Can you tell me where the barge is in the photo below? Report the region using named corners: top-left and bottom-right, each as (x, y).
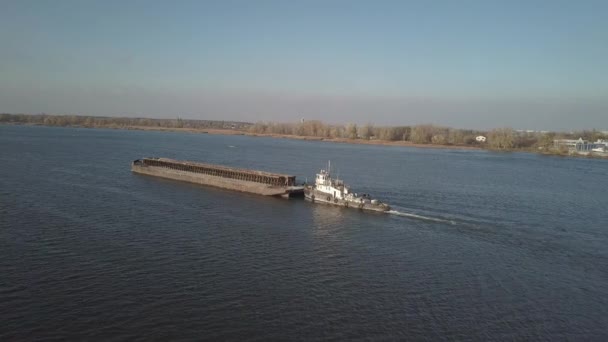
top-left (304, 162), bottom-right (390, 212)
top-left (131, 157), bottom-right (304, 198)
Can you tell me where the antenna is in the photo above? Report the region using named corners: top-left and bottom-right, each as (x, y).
top-left (328, 160), bottom-right (331, 175)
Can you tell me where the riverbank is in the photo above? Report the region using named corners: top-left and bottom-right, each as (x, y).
top-left (3, 122), bottom-right (607, 158)
top-left (113, 124), bottom-right (483, 151)
top-left (5, 114), bottom-right (607, 158)
top-left (2, 122), bottom-right (482, 151)
top-left (486, 146), bottom-right (608, 159)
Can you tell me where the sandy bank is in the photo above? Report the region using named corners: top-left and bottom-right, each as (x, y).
top-left (125, 125), bottom-right (481, 151)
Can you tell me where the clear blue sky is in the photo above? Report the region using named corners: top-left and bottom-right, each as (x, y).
top-left (1, 0), bottom-right (606, 130)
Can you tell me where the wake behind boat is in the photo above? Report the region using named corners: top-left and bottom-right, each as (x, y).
top-left (304, 162), bottom-right (391, 212)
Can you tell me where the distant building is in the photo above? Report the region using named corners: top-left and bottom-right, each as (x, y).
top-left (475, 135), bottom-right (487, 142)
top-left (553, 138), bottom-right (608, 152)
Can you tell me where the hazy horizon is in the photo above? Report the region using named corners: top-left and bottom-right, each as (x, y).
top-left (1, 1), bottom-right (607, 131)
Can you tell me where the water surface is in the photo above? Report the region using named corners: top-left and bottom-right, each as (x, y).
top-left (1, 125), bottom-right (607, 340)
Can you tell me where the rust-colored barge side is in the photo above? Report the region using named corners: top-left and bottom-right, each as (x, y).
top-left (131, 157), bottom-right (304, 197)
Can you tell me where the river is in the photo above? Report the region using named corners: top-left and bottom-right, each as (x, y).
top-left (1, 125), bottom-right (607, 340)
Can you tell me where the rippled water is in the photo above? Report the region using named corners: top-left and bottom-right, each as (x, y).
top-left (1, 125), bottom-right (607, 340)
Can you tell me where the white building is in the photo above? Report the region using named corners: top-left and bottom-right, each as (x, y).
top-left (476, 136), bottom-right (487, 142)
top-left (553, 138), bottom-right (608, 152)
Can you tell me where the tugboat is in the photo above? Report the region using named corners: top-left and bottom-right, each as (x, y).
top-left (304, 162), bottom-right (391, 212)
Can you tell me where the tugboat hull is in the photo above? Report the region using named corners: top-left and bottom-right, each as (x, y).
top-left (304, 187), bottom-right (390, 212)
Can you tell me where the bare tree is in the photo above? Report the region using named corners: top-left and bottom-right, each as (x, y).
top-left (346, 123), bottom-right (358, 139)
top-left (488, 128), bottom-right (515, 149)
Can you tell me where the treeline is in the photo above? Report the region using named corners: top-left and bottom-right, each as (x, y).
top-left (0, 113), bottom-right (251, 130)
top-left (248, 120), bottom-right (484, 145)
top-left (2, 113), bottom-right (606, 151)
top-left (248, 120), bottom-right (608, 150)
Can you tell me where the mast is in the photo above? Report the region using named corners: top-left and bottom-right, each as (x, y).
top-left (328, 160), bottom-right (331, 176)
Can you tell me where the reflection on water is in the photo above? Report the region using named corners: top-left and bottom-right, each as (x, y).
top-left (310, 204), bottom-right (350, 237)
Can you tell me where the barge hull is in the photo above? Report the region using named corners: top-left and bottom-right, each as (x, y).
top-left (132, 158), bottom-right (303, 197)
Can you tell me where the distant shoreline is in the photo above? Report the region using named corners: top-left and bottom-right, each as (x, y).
top-left (130, 125), bottom-right (483, 150)
top-left (0, 117), bottom-right (608, 159)
top-left (2, 122), bottom-right (481, 151)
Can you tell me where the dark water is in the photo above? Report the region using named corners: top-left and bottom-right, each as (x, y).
top-left (1, 125), bottom-right (607, 341)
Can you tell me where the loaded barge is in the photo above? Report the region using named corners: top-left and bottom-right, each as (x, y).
top-left (131, 157), bottom-right (304, 198)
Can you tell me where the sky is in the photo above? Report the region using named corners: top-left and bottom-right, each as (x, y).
top-left (1, 0), bottom-right (607, 130)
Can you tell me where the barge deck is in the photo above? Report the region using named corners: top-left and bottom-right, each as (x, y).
top-left (131, 157), bottom-right (304, 198)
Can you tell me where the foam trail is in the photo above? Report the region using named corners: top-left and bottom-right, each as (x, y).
top-left (387, 210), bottom-right (456, 225)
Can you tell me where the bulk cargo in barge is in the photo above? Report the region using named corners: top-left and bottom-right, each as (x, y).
top-left (131, 157), bottom-right (304, 198)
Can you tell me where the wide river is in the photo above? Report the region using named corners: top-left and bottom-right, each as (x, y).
top-left (1, 125), bottom-right (607, 340)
